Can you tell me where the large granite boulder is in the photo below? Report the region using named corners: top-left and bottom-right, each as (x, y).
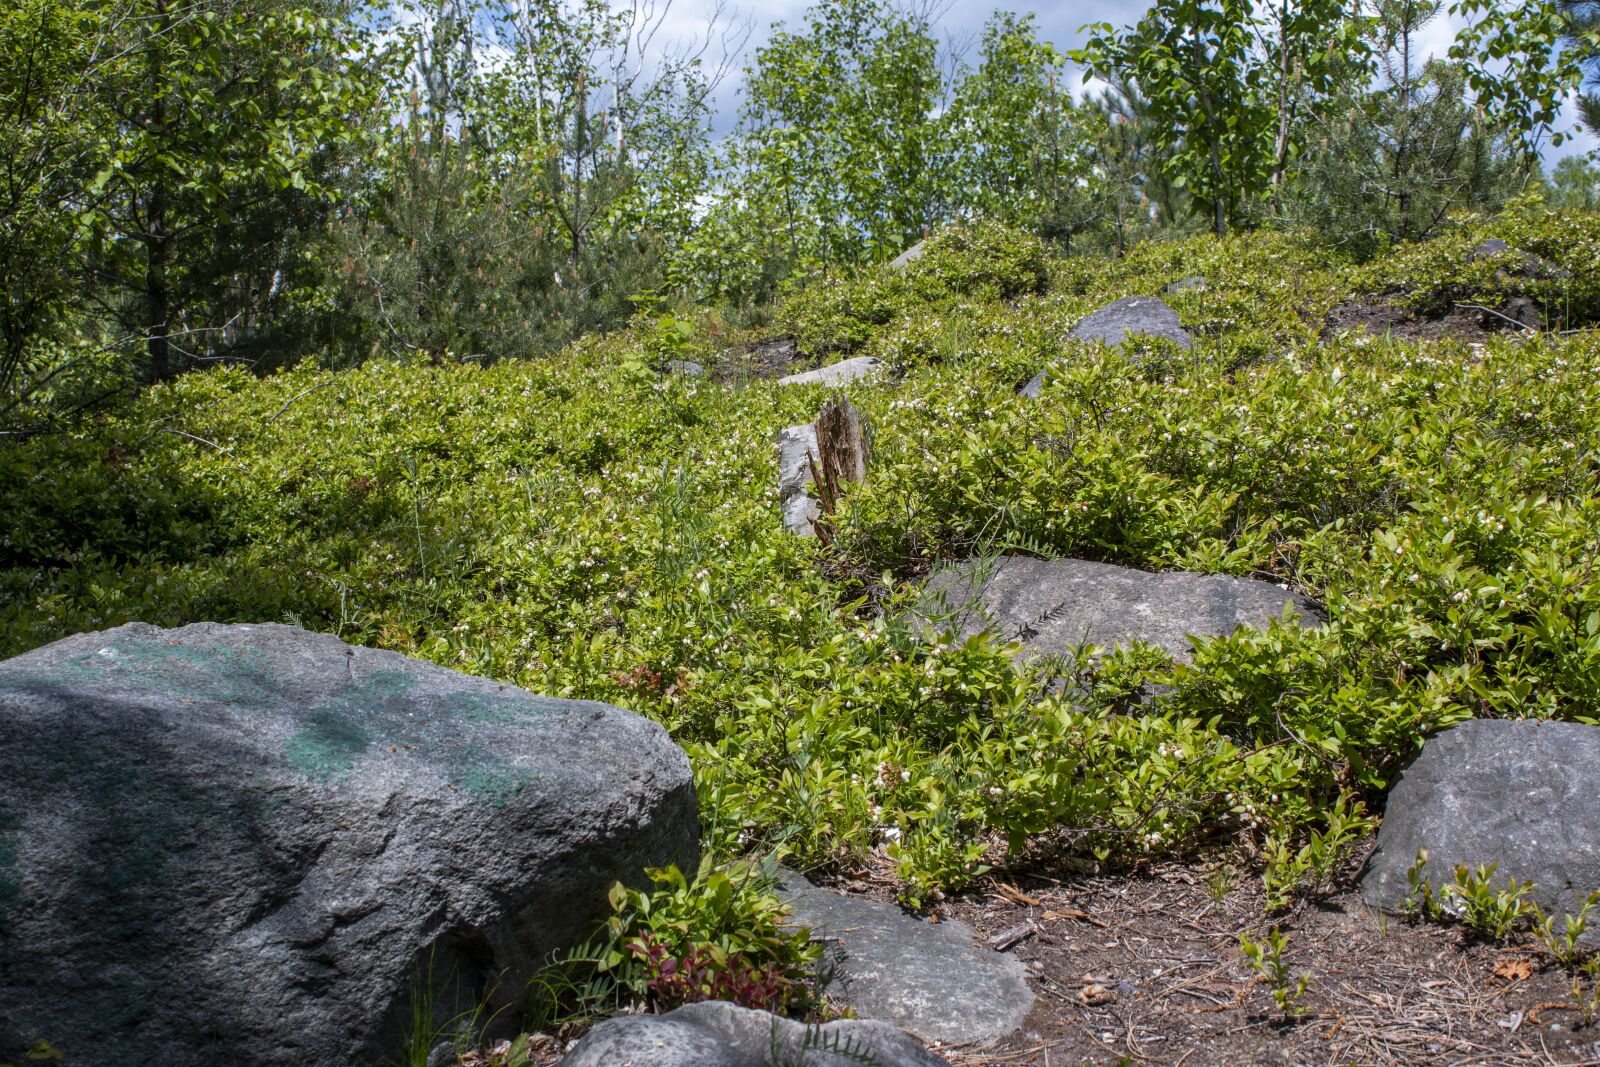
top-left (777, 874), bottom-right (1033, 1046)
top-left (1361, 719), bottom-right (1600, 939)
top-left (0, 622), bottom-right (699, 1067)
top-left (561, 1000), bottom-right (948, 1067)
top-left (777, 357), bottom-right (884, 388)
top-left (1022, 296), bottom-right (1193, 397)
top-left (919, 556), bottom-right (1319, 664)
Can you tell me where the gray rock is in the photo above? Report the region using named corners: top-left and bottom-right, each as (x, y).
top-left (918, 556), bottom-right (1319, 664)
top-left (1468, 238), bottom-right (1570, 280)
top-left (778, 357), bottom-right (884, 389)
top-left (562, 1001), bottom-right (948, 1067)
top-left (666, 359), bottom-right (707, 378)
top-left (888, 241), bottom-right (928, 270)
top-left (777, 424), bottom-right (822, 537)
top-left (1072, 296), bottom-right (1192, 350)
top-left (777, 873), bottom-right (1033, 1046)
top-left (1018, 371), bottom-right (1049, 399)
top-left (1470, 237), bottom-right (1513, 261)
top-left (1021, 297), bottom-right (1193, 396)
top-left (1164, 276), bottom-right (1207, 293)
top-left (1500, 296), bottom-right (1542, 329)
top-left (0, 622), bottom-right (699, 1067)
top-left (1361, 719), bottom-right (1600, 940)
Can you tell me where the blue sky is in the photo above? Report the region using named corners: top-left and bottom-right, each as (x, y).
top-left (659, 0), bottom-right (1597, 162)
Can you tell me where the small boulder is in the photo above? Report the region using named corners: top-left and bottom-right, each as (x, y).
top-left (888, 241), bottom-right (928, 270)
top-left (1021, 297), bottom-right (1192, 397)
top-left (0, 623), bottom-right (699, 1067)
top-left (1071, 296), bottom-right (1193, 350)
top-left (1469, 237), bottom-right (1514, 261)
top-left (1467, 238), bottom-right (1570, 280)
top-left (1500, 296), bottom-right (1542, 330)
top-left (560, 1000), bottom-right (948, 1067)
top-left (1361, 719), bottom-right (1600, 940)
top-left (777, 873), bottom-right (1034, 1046)
top-left (918, 556), bottom-right (1318, 664)
top-left (777, 356), bottom-right (885, 388)
top-left (777, 424), bottom-right (822, 536)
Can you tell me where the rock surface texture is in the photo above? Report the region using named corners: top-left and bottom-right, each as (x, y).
top-left (0, 622), bottom-right (699, 1067)
top-left (1361, 719), bottom-right (1600, 940)
top-left (777, 873), bottom-right (1034, 1046)
top-left (561, 1000), bottom-right (949, 1067)
top-left (777, 356), bottom-right (884, 388)
top-left (777, 423), bottom-right (822, 536)
top-left (919, 556), bottom-right (1318, 663)
top-left (1021, 296), bottom-right (1193, 396)
top-left (888, 240), bottom-right (927, 270)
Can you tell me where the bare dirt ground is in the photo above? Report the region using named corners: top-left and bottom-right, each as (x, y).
top-left (896, 857), bottom-right (1600, 1067)
top-left (1321, 299), bottom-right (1506, 343)
top-left (507, 851), bottom-right (1600, 1066)
top-left (1319, 297), bottom-right (1550, 343)
top-left (711, 336), bottom-right (808, 383)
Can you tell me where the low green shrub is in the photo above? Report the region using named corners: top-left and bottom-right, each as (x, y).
top-left (2, 203), bottom-right (1598, 920)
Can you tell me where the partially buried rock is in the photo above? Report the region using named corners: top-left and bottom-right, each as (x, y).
top-left (1361, 719), bottom-right (1600, 942)
top-left (1021, 296), bottom-right (1192, 397)
top-left (777, 872), bottom-right (1034, 1047)
top-left (561, 1001), bottom-right (949, 1067)
top-left (919, 556), bottom-right (1319, 664)
top-left (1468, 237), bottom-right (1570, 280)
top-left (888, 240), bottom-right (928, 270)
top-left (777, 356), bottom-right (884, 388)
top-left (0, 622), bottom-right (699, 1067)
top-left (1470, 237), bottom-right (1514, 261)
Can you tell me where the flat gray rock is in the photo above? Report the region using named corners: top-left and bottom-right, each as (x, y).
top-left (777, 357), bottom-right (884, 388)
top-left (1361, 719), bottom-right (1600, 940)
top-left (777, 424), bottom-right (822, 536)
top-left (777, 874), bottom-right (1033, 1047)
top-left (561, 1000), bottom-right (948, 1067)
top-left (0, 622), bottom-right (699, 1067)
top-left (1021, 297), bottom-right (1193, 397)
top-left (918, 556), bottom-right (1318, 664)
top-left (888, 241), bottom-right (928, 270)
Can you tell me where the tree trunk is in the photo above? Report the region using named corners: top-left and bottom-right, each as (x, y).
top-left (1270, 18), bottom-right (1292, 211)
top-left (1190, 25), bottom-right (1229, 235)
top-left (145, 1), bottom-right (172, 384)
top-left (814, 396), bottom-right (870, 496)
top-left (146, 187), bottom-right (170, 382)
